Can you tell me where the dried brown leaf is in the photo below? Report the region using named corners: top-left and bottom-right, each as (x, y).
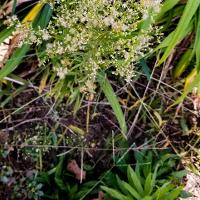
top-left (67, 160), bottom-right (86, 181)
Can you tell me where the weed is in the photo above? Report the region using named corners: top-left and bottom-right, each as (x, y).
top-left (101, 149), bottom-right (189, 200)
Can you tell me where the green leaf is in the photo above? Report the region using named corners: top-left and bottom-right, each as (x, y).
top-left (155, 20), bottom-right (193, 51)
top-left (168, 187), bottom-right (183, 200)
top-left (144, 173), bottom-right (152, 195)
top-left (151, 164), bottom-right (158, 193)
top-left (32, 3), bottom-right (53, 29)
top-left (193, 8), bottom-right (200, 72)
top-left (54, 156), bottom-right (66, 191)
top-left (116, 175), bottom-right (130, 196)
top-left (101, 186), bottom-right (131, 200)
top-left (12, 0), bottom-right (17, 15)
top-left (153, 182), bottom-right (174, 199)
top-left (158, 0), bottom-right (200, 65)
top-left (173, 47), bottom-right (193, 78)
top-left (179, 190), bottom-right (193, 198)
top-left (0, 27), bottom-right (15, 44)
top-left (97, 72), bottom-right (127, 138)
top-left (142, 196), bottom-right (152, 200)
top-left (172, 70), bottom-right (200, 105)
top-left (156, 0), bottom-right (180, 21)
top-left (127, 165), bottom-right (144, 196)
top-left (121, 181), bottom-right (142, 200)
top-left (0, 44), bottom-right (30, 79)
top-left (171, 170), bottom-right (188, 179)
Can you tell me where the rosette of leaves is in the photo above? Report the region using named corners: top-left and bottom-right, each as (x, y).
top-left (101, 150), bottom-right (190, 200)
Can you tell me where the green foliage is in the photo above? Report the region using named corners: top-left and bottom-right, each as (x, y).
top-left (97, 72), bottom-right (127, 137)
top-left (0, 43), bottom-right (30, 79)
top-left (0, 1), bottom-right (161, 135)
top-left (0, 2), bottom-right (52, 79)
top-left (0, 157), bottom-right (44, 200)
top-left (158, 0), bottom-right (200, 65)
top-left (101, 149), bottom-right (187, 200)
top-left (34, 0), bottom-right (160, 84)
top-left (36, 156), bottom-right (97, 200)
top-left (0, 1), bottom-right (161, 104)
top-left (156, 0), bottom-right (200, 101)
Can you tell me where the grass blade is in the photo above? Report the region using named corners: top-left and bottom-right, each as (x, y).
top-left (0, 27), bottom-right (15, 44)
top-left (158, 0), bottom-right (200, 65)
top-left (12, 0), bottom-right (17, 15)
top-left (0, 44), bottom-right (30, 79)
top-left (156, 0), bottom-right (180, 21)
top-left (173, 47), bottom-right (193, 78)
top-left (155, 20), bottom-right (193, 51)
top-left (97, 72), bottom-right (127, 138)
top-left (193, 9), bottom-right (200, 72)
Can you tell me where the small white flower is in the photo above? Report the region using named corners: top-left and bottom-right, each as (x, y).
top-left (42, 30), bottom-right (50, 40)
top-left (141, 0), bottom-right (162, 13)
top-left (143, 12), bottom-right (149, 20)
top-left (46, 43), bottom-right (53, 49)
top-left (56, 67), bottom-right (68, 79)
top-left (58, 16), bottom-right (68, 27)
top-left (103, 16), bottom-right (115, 26)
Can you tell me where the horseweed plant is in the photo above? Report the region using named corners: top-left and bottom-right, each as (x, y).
top-left (10, 0), bottom-right (162, 94)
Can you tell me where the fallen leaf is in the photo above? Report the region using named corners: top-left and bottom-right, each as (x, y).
top-left (67, 160), bottom-right (86, 181)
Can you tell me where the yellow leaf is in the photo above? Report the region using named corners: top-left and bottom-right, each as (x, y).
top-left (173, 48), bottom-right (193, 78)
top-left (22, 2), bottom-right (44, 23)
top-left (184, 68), bottom-right (197, 91)
top-left (39, 68), bottom-right (49, 94)
top-left (69, 125), bottom-right (85, 136)
top-left (153, 111), bottom-right (163, 128)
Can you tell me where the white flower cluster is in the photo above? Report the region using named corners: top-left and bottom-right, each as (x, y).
top-left (14, 0), bottom-right (162, 93)
top-left (141, 0), bottom-right (162, 13)
top-left (3, 15), bottom-right (19, 26)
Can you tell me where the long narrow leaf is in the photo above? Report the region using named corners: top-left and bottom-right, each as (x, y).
top-left (193, 9), bottom-right (200, 72)
top-left (32, 3), bottom-right (53, 28)
top-left (121, 181), bottom-right (142, 199)
top-left (22, 2), bottom-right (44, 23)
top-left (158, 0), bottom-right (200, 65)
top-left (156, 0), bottom-right (180, 21)
top-left (0, 44), bottom-right (30, 79)
top-left (173, 47), bottom-right (193, 78)
top-left (0, 27), bottom-right (15, 44)
top-left (97, 72), bottom-right (127, 138)
top-left (127, 165), bottom-right (144, 196)
top-left (144, 173), bottom-right (152, 195)
top-left (155, 20), bottom-right (193, 51)
top-left (101, 186), bottom-right (131, 200)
